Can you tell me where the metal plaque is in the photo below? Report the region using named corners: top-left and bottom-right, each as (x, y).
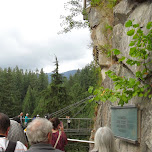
top-left (111, 105), bottom-right (140, 143)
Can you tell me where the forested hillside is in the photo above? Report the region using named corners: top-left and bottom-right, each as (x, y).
top-left (0, 66), bottom-right (48, 117)
top-left (0, 58), bottom-right (101, 118)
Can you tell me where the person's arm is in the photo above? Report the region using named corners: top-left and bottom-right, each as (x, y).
top-left (62, 132), bottom-right (68, 145)
top-left (59, 121), bottom-right (64, 131)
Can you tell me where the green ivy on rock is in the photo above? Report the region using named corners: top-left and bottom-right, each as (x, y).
top-left (89, 20), bottom-right (152, 106)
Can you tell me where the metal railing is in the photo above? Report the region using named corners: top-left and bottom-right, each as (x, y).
top-left (59, 118), bottom-right (93, 136)
top-left (68, 138), bottom-right (94, 144)
top-left (66, 138), bottom-right (95, 152)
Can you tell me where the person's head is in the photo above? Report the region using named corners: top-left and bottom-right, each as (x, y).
top-left (0, 113), bottom-right (10, 136)
top-left (93, 127), bottom-right (116, 152)
top-left (51, 117), bottom-right (60, 130)
top-left (26, 113), bottom-right (29, 116)
top-left (44, 114), bottom-right (50, 120)
top-left (8, 120), bottom-right (28, 146)
top-left (13, 116), bottom-right (21, 123)
top-left (20, 112), bottom-right (23, 116)
top-left (47, 114), bottom-right (52, 121)
top-left (26, 118), bottom-right (52, 145)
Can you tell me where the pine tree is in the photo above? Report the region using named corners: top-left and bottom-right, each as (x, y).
top-left (23, 85), bottom-right (37, 115)
top-left (38, 68), bottom-right (48, 92)
top-left (0, 68), bottom-right (17, 116)
top-left (33, 56), bottom-right (69, 116)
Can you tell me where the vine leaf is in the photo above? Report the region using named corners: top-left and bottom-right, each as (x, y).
top-left (133, 24), bottom-right (139, 28)
top-left (88, 86), bottom-right (93, 93)
top-left (125, 20), bottom-right (132, 27)
top-left (146, 22), bottom-right (152, 29)
top-left (133, 34), bottom-right (138, 39)
top-left (112, 49), bottom-right (120, 55)
top-left (118, 56), bottom-right (125, 62)
top-left (129, 41), bottom-right (135, 46)
top-left (127, 29), bottom-right (135, 36)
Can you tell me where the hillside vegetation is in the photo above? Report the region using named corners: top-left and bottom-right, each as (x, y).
top-left (0, 58), bottom-right (101, 118)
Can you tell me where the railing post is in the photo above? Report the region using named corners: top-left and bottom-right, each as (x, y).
top-left (78, 119), bottom-right (80, 130)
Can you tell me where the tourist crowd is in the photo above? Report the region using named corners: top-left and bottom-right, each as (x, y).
top-left (0, 112), bottom-right (117, 152)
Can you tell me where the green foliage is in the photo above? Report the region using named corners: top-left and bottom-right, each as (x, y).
top-left (59, 0), bottom-right (89, 34)
top-left (60, 0), bottom-right (119, 33)
top-left (106, 0), bottom-right (118, 8)
top-left (38, 68), bottom-right (49, 91)
top-left (91, 0), bottom-right (101, 7)
top-left (0, 58), bottom-right (101, 120)
top-left (0, 68), bottom-right (18, 116)
top-left (89, 21), bottom-right (152, 106)
top-left (113, 49), bottom-right (121, 55)
top-left (127, 29), bottom-right (135, 36)
top-left (105, 24), bottom-right (113, 30)
top-left (0, 66), bottom-right (48, 117)
top-left (23, 86), bottom-right (38, 115)
top-left (33, 57), bottom-right (69, 116)
top-left (64, 61), bottom-right (101, 118)
top-left (125, 20), bottom-right (132, 27)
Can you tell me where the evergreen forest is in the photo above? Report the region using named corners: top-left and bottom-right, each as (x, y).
top-left (0, 57), bottom-right (101, 119)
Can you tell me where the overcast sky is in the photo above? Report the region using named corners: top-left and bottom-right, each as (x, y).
top-left (0, 0), bottom-right (93, 73)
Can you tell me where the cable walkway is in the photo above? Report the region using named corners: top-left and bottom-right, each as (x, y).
top-left (47, 96), bottom-right (95, 136)
top-left (50, 95), bottom-right (94, 118)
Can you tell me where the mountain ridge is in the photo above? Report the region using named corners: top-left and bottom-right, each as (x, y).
top-left (47, 69), bottom-right (78, 83)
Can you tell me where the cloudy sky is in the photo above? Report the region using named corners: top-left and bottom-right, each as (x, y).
top-left (0, 0), bottom-right (93, 73)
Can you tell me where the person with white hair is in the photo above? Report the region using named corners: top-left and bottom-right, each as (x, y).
top-left (8, 120), bottom-right (28, 147)
top-left (26, 118), bottom-right (62, 152)
top-left (92, 126), bottom-right (117, 152)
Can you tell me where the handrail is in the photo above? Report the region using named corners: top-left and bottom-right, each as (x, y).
top-left (68, 138), bottom-right (94, 144)
top-left (10, 118), bottom-right (92, 120)
top-left (59, 118), bottom-right (92, 120)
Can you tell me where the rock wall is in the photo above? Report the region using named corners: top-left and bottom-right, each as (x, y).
top-left (88, 0), bottom-right (152, 151)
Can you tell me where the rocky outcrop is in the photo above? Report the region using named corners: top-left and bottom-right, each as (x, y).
top-left (114, 0), bottom-right (152, 75)
top-left (88, 0), bottom-right (152, 151)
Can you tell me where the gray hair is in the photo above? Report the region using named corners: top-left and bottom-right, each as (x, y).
top-left (26, 118), bottom-right (52, 145)
top-left (92, 127), bottom-right (117, 152)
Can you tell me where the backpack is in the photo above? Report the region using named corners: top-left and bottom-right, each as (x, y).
top-left (5, 141), bottom-right (16, 152)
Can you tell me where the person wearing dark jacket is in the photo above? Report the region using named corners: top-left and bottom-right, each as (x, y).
top-left (26, 118), bottom-right (62, 152)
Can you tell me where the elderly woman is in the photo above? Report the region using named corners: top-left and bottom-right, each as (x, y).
top-left (92, 127), bottom-right (117, 152)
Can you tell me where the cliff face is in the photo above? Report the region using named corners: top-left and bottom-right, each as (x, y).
top-left (88, 0), bottom-right (152, 151)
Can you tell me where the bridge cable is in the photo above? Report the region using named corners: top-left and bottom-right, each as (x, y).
top-left (72, 101), bottom-right (88, 118)
top-left (50, 100), bottom-right (86, 117)
top-left (50, 95), bottom-right (94, 117)
top-left (56, 100), bottom-right (88, 118)
top-left (51, 95), bottom-right (93, 116)
top-left (51, 100), bottom-right (87, 117)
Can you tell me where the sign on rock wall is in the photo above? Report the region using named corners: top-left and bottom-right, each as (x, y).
top-left (111, 105), bottom-right (140, 144)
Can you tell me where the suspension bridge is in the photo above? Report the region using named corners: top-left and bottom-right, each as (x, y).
top-left (20, 95), bottom-right (95, 151)
top-left (48, 95), bottom-right (94, 136)
top-left (49, 95), bottom-right (95, 152)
